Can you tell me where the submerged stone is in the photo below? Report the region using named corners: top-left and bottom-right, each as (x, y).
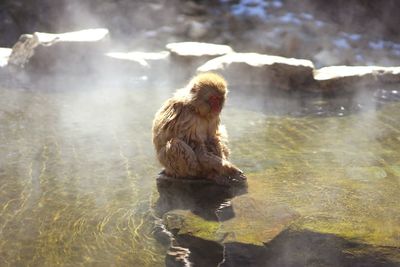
top-left (155, 173), bottom-right (248, 221)
top-left (161, 179), bottom-right (300, 246)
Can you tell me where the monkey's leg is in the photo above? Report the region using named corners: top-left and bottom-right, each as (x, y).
top-left (195, 144), bottom-right (237, 175)
top-left (195, 144), bottom-right (246, 184)
top-left (206, 138), bottom-right (230, 159)
top-left (158, 138), bottom-right (200, 178)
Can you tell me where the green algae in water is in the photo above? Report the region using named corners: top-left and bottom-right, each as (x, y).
top-left (1, 83), bottom-right (400, 266)
top-left (227, 103), bottom-right (400, 251)
top-left (0, 86), bottom-right (167, 267)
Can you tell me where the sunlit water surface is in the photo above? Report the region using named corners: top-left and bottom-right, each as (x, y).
top-left (0, 80), bottom-right (399, 266)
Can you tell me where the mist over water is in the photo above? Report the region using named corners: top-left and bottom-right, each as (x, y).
top-left (1, 74), bottom-right (400, 266)
top-left (1, 0), bottom-right (400, 266)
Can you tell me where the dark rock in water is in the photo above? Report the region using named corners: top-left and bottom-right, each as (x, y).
top-left (166, 235), bottom-right (223, 267)
top-left (161, 195), bottom-right (300, 246)
top-left (155, 172), bottom-right (247, 221)
top-left (157, 171), bottom-right (247, 187)
top-left (160, 194), bottom-right (302, 266)
top-left (220, 229), bottom-right (400, 267)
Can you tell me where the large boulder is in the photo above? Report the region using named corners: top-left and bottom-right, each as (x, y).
top-left (313, 65), bottom-right (400, 91)
top-left (8, 28), bottom-right (110, 75)
top-left (197, 52), bottom-right (315, 90)
top-left (166, 42), bottom-right (234, 83)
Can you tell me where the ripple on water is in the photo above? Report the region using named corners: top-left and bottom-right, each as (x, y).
top-left (0, 84), bottom-right (400, 266)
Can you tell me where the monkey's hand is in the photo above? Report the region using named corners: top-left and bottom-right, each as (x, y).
top-left (195, 143), bottom-right (231, 171)
top-left (224, 165), bottom-right (247, 182)
top-left (208, 170), bottom-right (247, 186)
top-left (195, 144), bottom-right (246, 185)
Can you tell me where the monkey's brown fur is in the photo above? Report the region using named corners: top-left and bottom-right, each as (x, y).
top-left (152, 72), bottom-right (246, 185)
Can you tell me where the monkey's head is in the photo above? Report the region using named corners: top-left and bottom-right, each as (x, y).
top-left (188, 72), bottom-right (227, 118)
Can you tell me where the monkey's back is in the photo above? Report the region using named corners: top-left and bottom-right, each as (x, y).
top-left (152, 97), bottom-right (188, 151)
top-left (152, 97), bottom-right (219, 153)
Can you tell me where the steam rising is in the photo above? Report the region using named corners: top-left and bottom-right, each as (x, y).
top-left (1, 1), bottom-right (400, 266)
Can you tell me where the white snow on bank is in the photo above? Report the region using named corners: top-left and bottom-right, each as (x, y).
top-left (0, 48), bottom-right (12, 67)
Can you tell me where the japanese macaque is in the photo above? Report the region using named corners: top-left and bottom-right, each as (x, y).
top-left (152, 72), bottom-right (246, 185)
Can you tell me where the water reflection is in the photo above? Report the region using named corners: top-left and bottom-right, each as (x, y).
top-left (0, 78), bottom-right (399, 266)
top-left (0, 83), bottom-right (166, 266)
top-left (155, 173), bottom-right (247, 221)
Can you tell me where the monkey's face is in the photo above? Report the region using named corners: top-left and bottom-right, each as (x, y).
top-left (199, 88), bottom-right (226, 118)
top-left (191, 88), bottom-right (225, 118)
top-left (208, 94), bottom-right (223, 114)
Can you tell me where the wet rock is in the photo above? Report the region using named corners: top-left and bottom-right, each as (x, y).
top-left (313, 65), bottom-right (400, 91)
top-left (221, 229), bottom-right (400, 267)
top-left (155, 173), bottom-right (247, 221)
top-left (8, 28), bottom-right (110, 75)
top-left (220, 195), bottom-right (300, 245)
top-left (8, 34), bottom-right (39, 68)
top-left (162, 195), bottom-right (299, 246)
top-left (166, 42), bottom-right (234, 83)
top-left (197, 52), bottom-right (315, 90)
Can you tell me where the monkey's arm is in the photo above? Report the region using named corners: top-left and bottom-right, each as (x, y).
top-left (206, 125), bottom-right (230, 159)
top-left (157, 138), bottom-right (200, 178)
top-left (206, 137), bottom-right (230, 159)
top-left (195, 144), bottom-right (246, 185)
top-left (195, 143), bottom-right (238, 175)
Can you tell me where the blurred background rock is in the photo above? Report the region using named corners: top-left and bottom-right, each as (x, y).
top-left (1, 0), bottom-right (400, 67)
